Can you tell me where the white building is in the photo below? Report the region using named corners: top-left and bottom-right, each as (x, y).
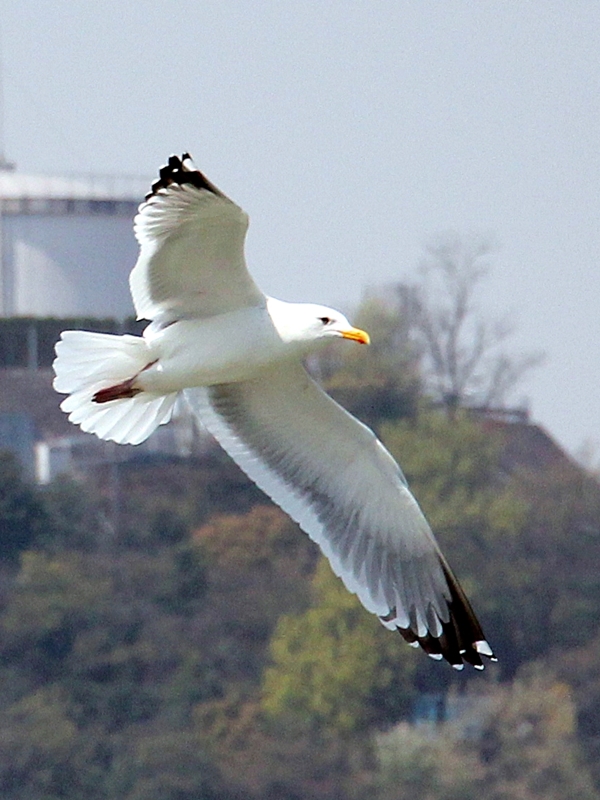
top-left (0, 163), bottom-right (149, 318)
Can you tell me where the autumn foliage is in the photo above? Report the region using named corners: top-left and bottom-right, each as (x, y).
top-left (0, 296), bottom-right (599, 798)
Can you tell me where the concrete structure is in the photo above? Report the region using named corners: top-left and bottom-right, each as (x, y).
top-left (0, 163), bottom-right (149, 318)
top-left (0, 368), bottom-right (207, 483)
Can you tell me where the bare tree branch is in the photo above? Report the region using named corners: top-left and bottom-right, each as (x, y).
top-left (401, 233), bottom-right (543, 409)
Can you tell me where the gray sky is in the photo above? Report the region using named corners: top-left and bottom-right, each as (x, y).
top-left (2, 1), bottom-right (599, 459)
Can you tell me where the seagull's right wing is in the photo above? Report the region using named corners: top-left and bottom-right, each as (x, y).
top-left (130, 154), bottom-right (264, 323)
top-left (184, 363), bottom-right (495, 669)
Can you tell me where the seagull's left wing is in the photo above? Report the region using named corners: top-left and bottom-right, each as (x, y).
top-left (184, 363), bottom-right (495, 669)
top-left (130, 154), bottom-right (264, 323)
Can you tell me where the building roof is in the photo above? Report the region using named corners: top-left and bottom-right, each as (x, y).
top-left (483, 418), bottom-right (572, 474)
top-left (0, 169), bottom-right (150, 202)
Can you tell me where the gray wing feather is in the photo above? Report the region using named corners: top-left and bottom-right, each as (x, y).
top-left (184, 362), bottom-right (494, 668)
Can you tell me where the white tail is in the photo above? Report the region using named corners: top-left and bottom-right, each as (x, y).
top-left (53, 331), bottom-right (177, 445)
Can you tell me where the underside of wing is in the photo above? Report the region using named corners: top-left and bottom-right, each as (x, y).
top-left (184, 364), bottom-right (495, 669)
top-left (130, 154), bottom-right (264, 322)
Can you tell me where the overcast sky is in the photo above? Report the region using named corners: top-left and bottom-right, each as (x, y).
top-left (2, 1), bottom-right (599, 459)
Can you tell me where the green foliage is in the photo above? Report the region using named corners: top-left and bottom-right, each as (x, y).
top-left (376, 723), bottom-right (484, 800)
top-left (2, 550), bottom-right (112, 649)
top-left (39, 474), bottom-right (104, 552)
top-left (152, 542), bottom-right (209, 615)
top-left (479, 668), bottom-right (600, 800)
top-left (0, 499), bottom-right (323, 797)
top-left (194, 506), bottom-right (316, 651)
top-left (512, 464), bottom-right (600, 654)
top-left (106, 731), bottom-right (225, 800)
top-left (379, 410), bottom-right (600, 679)
top-left (376, 669), bottom-right (600, 800)
top-left (380, 411), bottom-right (527, 680)
top-left (0, 547), bottom-right (226, 797)
top-left (101, 453), bottom-right (267, 552)
top-left (548, 627), bottom-right (600, 787)
top-left (195, 696), bottom-right (372, 800)
top-left (381, 410), bottom-right (525, 541)
top-left (262, 559), bottom-right (416, 735)
top-left (0, 685), bottom-right (100, 800)
top-left (0, 354), bottom-right (600, 797)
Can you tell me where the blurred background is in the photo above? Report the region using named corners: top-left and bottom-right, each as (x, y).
top-left (0, 3), bottom-right (599, 799)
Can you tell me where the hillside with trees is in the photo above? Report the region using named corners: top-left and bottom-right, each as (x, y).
top-left (0, 249), bottom-right (599, 799)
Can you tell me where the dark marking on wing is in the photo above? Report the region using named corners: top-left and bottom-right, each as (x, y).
top-left (146, 153), bottom-right (225, 200)
top-left (394, 562), bottom-right (496, 669)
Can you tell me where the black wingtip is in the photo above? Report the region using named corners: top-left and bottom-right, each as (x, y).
top-left (146, 153), bottom-right (224, 200)
top-left (393, 562), bottom-right (496, 670)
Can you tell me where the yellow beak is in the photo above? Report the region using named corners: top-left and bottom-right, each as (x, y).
top-left (340, 326), bottom-right (371, 345)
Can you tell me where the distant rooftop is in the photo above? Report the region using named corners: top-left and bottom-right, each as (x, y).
top-left (0, 166), bottom-right (151, 203)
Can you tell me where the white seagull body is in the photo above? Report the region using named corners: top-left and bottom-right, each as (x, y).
top-left (53, 154), bottom-right (495, 669)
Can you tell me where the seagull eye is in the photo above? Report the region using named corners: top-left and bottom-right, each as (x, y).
top-left (318, 316), bottom-right (332, 325)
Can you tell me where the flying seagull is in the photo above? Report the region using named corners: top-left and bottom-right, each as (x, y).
top-left (53, 153), bottom-right (495, 669)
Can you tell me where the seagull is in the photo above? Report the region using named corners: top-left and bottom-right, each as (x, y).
top-left (53, 153), bottom-right (495, 669)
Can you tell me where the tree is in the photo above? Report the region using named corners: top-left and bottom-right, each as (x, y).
top-left (478, 667), bottom-right (600, 800)
top-left (398, 233), bottom-right (542, 409)
top-left (194, 695), bottom-right (371, 800)
top-left (380, 409), bottom-right (600, 679)
top-left (193, 506), bottom-right (316, 630)
top-left (105, 730), bottom-right (225, 800)
top-left (375, 668), bottom-right (600, 800)
top-left (261, 558), bottom-right (416, 736)
top-left (552, 633), bottom-right (600, 790)
top-left (380, 409), bottom-right (528, 680)
top-left (375, 721), bottom-right (484, 800)
top-left (0, 685), bottom-right (102, 800)
top-left (39, 475), bottom-right (105, 553)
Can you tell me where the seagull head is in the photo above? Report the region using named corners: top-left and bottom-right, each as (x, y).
top-left (267, 298), bottom-right (370, 351)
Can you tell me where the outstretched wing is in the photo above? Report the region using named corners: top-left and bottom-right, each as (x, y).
top-left (184, 363), bottom-right (495, 669)
top-left (130, 153), bottom-right (264, 322)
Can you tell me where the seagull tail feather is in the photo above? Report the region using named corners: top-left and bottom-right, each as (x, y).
top-left (53, 330), bottom-right (177, 445)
